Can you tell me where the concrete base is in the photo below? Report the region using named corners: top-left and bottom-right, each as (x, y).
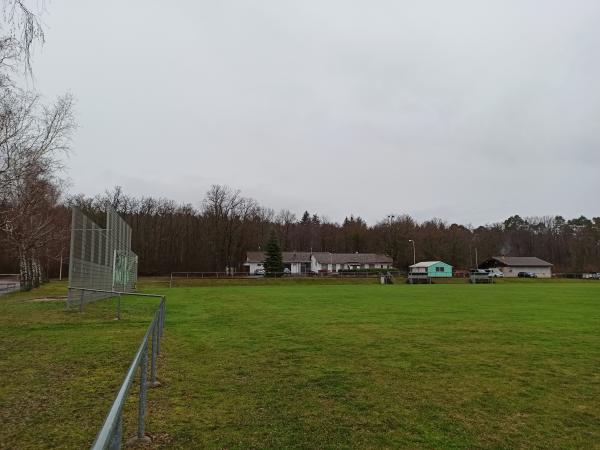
top-left (125, 435), bottom-right (151, 447)
top-left (147, 380), bottom-right (162, 388)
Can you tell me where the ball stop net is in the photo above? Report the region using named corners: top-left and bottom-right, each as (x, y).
top-left (67, 207), bottom-right (138, 307)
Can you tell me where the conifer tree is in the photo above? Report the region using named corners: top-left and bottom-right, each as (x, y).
top-left (264, 229), bottom-right (283, 276)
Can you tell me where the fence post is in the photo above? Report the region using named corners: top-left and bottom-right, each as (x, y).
top-left (169, 273), bottom-right (173, 288)
top-left (156, 302), bottom-right (163, 355)
top-left (127, 345), bottom-right (151, 445)
top-left (149, 317), bottom-right (160, 388)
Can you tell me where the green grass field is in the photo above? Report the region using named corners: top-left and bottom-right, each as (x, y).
top-left (1, 280), bottom-right (599, 449)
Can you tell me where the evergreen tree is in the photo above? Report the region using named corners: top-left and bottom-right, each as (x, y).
top-left (264, 229), bottom-right (283, 276)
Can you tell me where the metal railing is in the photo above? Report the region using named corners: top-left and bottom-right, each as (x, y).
top-left (67, 287), bottom-right (166, 449)
top-left (469, 274), bottom-right (494, 284)
top-left (0, 273), bottom-right (20, 279)
top-left (0, 274), bottom-right (20, 295)
top-left (169, 271), bottom-right (241, 286)
top-left (0, 282), bottom-right (19, 294)
top-left (554, 272), bottom-right (600, 279)
top-left (169, 270), bottom-right (403, 287)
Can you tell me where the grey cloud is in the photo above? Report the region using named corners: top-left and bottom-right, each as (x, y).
top-left (33, 0), bottom-right (600, 225)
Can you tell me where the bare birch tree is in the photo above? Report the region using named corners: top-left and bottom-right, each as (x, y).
top-left (0, 1), bottom-right (75, 289)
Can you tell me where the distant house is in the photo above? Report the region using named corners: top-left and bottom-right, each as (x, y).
top-left (409, 261), bottom-right (453, 278)
top-left (311, 252), bottom-right (393, 272)
top-left (479, 256), bottom-right (552, 278)
top-left (244, 251), bottom-right (393, 274)
top-left (245, 251), bottom-right (311, 275)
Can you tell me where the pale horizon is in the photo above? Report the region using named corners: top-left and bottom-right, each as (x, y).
top-left (31, 0), bottom-right (600, 225)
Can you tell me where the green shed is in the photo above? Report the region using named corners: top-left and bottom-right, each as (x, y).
top-left (409, 261), bottom-right (453, 278)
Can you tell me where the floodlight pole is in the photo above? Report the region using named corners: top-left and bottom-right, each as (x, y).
top-left (408, 240), bottom-right (416, 265)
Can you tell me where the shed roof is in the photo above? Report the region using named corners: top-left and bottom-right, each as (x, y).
top-left (485, 256), bottom-right (552, 267)
top-left (312, 252), bottom-right (393, 264)
top-left (246, 251), bottom-right (393, 265)
top-left (409, 261), bottom-right (452, 268)
top-left (246, 251), bottom-right (312, 263)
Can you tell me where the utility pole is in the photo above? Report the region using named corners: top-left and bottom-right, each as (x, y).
top-left (408, 239), bottom-right (416, 265)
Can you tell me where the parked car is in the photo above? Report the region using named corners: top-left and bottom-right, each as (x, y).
top-left (470, 269), bottom-right (489, 276)
top-left (254, 268), bottom-right (265, 276)
top-left (485, 269), bottom-right (504, 278)
top-left (518, 271), bottom-right (537, 278)
top-left (582, 273), bottom-right (600, 279)
top-left (283, 268), bottom-right (291, 275)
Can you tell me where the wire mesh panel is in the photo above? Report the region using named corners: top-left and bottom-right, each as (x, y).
top-left (67, 207), bottom-right (138, 307)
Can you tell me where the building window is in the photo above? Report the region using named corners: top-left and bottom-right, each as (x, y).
top-left (436, 266), bottom-right (444, 272)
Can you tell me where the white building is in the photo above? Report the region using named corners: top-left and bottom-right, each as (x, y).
top-left (245, 251), bottom-right (311, 274)
top-left (310, 252), bottom-right (393, 272)
top-left (479, 256), bottom-right (553, 278)
top-left (244, 251), bottom-right (393, 274)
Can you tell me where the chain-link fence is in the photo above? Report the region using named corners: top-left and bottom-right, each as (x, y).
top-left (67, 207), bottom-right (138, 307)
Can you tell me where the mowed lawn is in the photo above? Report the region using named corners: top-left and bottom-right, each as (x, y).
top-left (1, 281), bottom-right (599, 449)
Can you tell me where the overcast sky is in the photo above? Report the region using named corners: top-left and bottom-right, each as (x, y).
top-left (32, 0), bottom-right (600, 225)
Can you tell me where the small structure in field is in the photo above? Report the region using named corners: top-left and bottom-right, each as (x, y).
top-left (408, 261), bottom-right (453, 283)
top-left (478, 256), bottom-right (552, 278)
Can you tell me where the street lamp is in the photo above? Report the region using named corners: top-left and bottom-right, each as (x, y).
top-left (408, 239), bottom-right (416, 265)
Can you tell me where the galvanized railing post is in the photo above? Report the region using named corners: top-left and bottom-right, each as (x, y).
top-left (158, 302), bottom-right (162, 340)
top-left (156, 308), bottom-right (162, 356)
top-left (161, 297), bottom-right (166, 333)
top-left (125, 342), bottom-right (151, 446)
top-left (149, 316), bottom-right (160, 388)
top-left (137, 346), bottom-right (149, 440)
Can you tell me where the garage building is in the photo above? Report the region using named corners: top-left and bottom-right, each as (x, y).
top-left (479, 256), bottom-right (552, 278)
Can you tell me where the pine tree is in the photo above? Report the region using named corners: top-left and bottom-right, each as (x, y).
top-left (264, 229), bottom-right (283, 276)
top-left (300, 211), bottom-right (311, 224)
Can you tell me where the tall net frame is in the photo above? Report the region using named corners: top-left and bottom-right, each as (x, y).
top-left (67, 207), bottom-right (138, 306)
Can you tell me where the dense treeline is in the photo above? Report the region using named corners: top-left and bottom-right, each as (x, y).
top-left (2, 185), bottom-right (598, 278)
